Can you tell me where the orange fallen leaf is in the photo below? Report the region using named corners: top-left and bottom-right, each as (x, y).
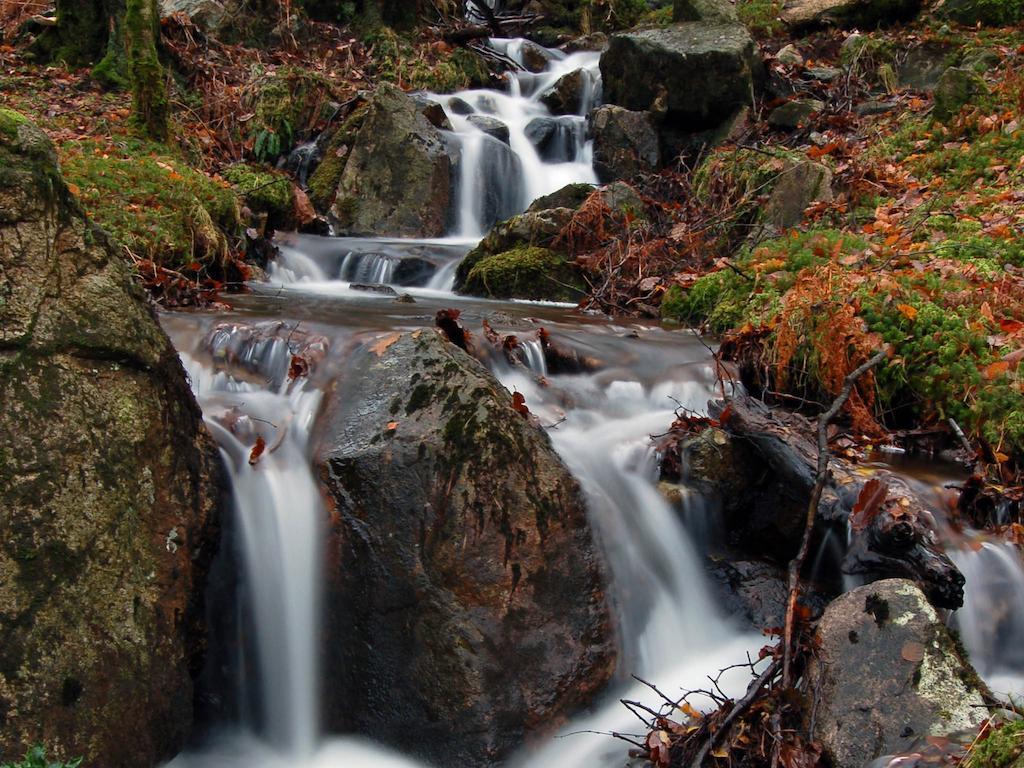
top-left (897, 304), bottom-right (918, 321)
top-left (984, 360), bottom-right (1010, 379)
top-left (249, 435), bottom-right (266, 466)
top-left (901, 641), bottom-right (925, 663)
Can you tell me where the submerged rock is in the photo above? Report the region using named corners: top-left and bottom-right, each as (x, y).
top-left (0, 111), bottom-right (223, 766)
top-left (809, 580), bottom-right (988, 768)
top-left (600, 23), bottom-right (761, 132)
top-left (330, 84), bottom-right (453, 237)
top-left (318, 330), bottom-right (615, 767)
top-left (590, 105), bottom-right (660, 182)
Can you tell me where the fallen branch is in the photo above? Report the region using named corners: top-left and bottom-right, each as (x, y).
top-left (781, 344), bottom-right (891, 689)
top-left (689, 657), bottom-right (782, 768)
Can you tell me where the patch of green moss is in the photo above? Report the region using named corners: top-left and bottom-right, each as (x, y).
top-left (223, 164), bottom-right (293, 224)
top-left (462, 246), bottom-right (584, 302)
top-left (0, 107), bottom-right (30, 140)
top-left (964, 719), bottom-right (1024, 768)
top-left (248, 66), bottom-right (336, 162)
top-left (364, 28), bottom-right (490, 93)
top-left (60, 137), bottom-right (240, 269)
top-left (306, 104), bottom-right (368, 212)
top-left (737, 0), bottom-right (785, 37)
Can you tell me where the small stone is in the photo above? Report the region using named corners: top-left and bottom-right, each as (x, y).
top-left (809, 131), bottom-right (829, 145)
top-left (777, 44), bottom-right (804, 66)
top-left (467, 114), bottom-right (511, 145)
top-left (767, 98), bottom-right (824, 129)
top-left (855, 99), bottom-right (895, 116)
top-left (805, 65), bottom-right (842, 82)
top-left (448, 96), bottom-right (474, 115)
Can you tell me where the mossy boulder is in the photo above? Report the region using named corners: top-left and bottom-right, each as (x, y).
top-left (934, 66), bottom-right (988, 122)
top-left (318, 329), bottom-right (615, 766)
top-left (937, 0), bottom-right (1024, 25)
top-left (461, 245), bottom-right (585, 303)
top-left (673, 0), bottom-right (740, 22)
top-left (246, 66), bottom-right (338, 162)
top-left (808, 580), bottom-right (988, 768)
top-left (600, 23), bottom-right (761, 132)
top-left (453, 207), bottom-right (577, 293)
top-left (330, 84), bottom-right (454, 237)
top-left (0, 113), bottom-right (223, 767)
top-left (306, 102), bottom-right (369, 213)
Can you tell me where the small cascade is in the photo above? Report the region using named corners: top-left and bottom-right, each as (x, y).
top-left (169, 321), bottom-right (326, 756)
top-left (950, 538), bottom-right (1024, 697)
top-left (338, 251), bottom-right (397, 284)
top-left (433, 41), bottom-right (600, 238)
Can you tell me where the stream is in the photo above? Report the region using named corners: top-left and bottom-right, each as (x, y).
top-left (162, 34), bottom-right (1024, 768)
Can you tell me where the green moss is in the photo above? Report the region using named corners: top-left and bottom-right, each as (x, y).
top-left (223, 164), bottom-right (293, 223)
top-left (248, 66), bottom-right (336, 162)
top-left (839, 35), bottom-right (898, 84)
top-left (462, 246), bottom-right (584, 303)
top-left (306, 104), bottom-right (369, 212)
top-left (60, 138), bottom-right (240, 269)
top-left (0, 108), bottom-right (29, 140)
top-left (737, 0), bottom-right (785, 36)
top-left (1, 744), bottom-right (82, 768)
top-left (364, 28), bottom-right (490, 93)
top-left (964, 719), bottom-right (1024, 768)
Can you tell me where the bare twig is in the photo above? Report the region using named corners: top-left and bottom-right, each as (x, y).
top-left (689, 658), bottom-right (782, 768)
top-left (781, 344), bottom-right (891, 688)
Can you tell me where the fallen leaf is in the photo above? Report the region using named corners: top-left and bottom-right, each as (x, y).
top-left (896, 304), bottom-right (918, 321)
top-left (901, 641), bottom-right (925, 663)
top-left (249, 435), bottom-right (266, 466)
top-left (850, 478), bottom-right (889, 532)
top-left (984, 360), bottom-right (1010, 379)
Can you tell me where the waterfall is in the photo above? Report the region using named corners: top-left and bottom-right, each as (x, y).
top-left (431, 43), bottom-right (600, 238)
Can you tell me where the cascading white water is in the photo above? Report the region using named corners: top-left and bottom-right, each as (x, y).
top-left (168, 323), bottom-right (324, 757)
top-left (432, 43), bottom-right (600, 238)
top-left (951, 538), bottom-right (1024, 698)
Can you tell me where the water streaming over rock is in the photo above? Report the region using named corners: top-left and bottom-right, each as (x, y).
top-left (160, 30), bottom-right (1024, 768)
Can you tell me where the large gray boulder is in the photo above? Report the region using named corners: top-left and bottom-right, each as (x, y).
top-left (600, 23), bottom-right (760, 132)
top-left (318, 330), bottom-right (616, 767)
top-left (808, 580), bottom-right (988, 768)
top-left (331, 84), bottom-right (454, 237)
top-left (0, 110), bottom-right (223, 766)
top-left (590, 105), bottom-right (660, 182)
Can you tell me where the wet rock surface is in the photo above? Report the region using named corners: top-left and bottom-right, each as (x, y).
top-left (0, 112), bottom-right (223, 767)
top-left (330, 84), bottom-right (453, 237)
top-left (808, 579), bottom-right (988, 768)
top-left (590, 105), bottom-right (660, 182)
top-left (317, 330), bottom-right (616, 767)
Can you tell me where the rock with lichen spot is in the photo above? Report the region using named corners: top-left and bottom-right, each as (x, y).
top-left (808, 579), bottom-right (989, 768)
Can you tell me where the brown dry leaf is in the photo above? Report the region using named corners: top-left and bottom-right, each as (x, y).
top-left (896, 304), bottom-right (918, 320)
top-left (850, 478), bottom-right (889, 532)
top-left (370, 333), bottom-right (402, 357)
top-left (901, 641), bottom-right (925, 663)
top-left (984, 360), bottom-right (1010, 380)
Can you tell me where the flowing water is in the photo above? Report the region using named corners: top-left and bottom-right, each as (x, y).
top-left (162, 33), bottom-right (1024, 768)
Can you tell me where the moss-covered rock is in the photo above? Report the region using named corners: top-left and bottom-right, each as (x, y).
top-left (246, 65), bottom-right (338, 162)
top-left (306, 103), bottom-right (369, 213)
top-left (937, 0), bottom-right (1024, 25)
top-left (319, 330), bottom-right (615, 766)
top-left (331, 84), bottom-right (453, 237)
top-left (934, 66), bottom-right (988, 122)
top-left (364, 27), bottom-right (491, 92)
top-left (223, 163), bottom-right (294, 227)
top-left (461, 245), bottom-right (585, 302)
top-left (963, 719), bottom-right (1024, 768)
top-left (0, 112), bottom-right (223, 768)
